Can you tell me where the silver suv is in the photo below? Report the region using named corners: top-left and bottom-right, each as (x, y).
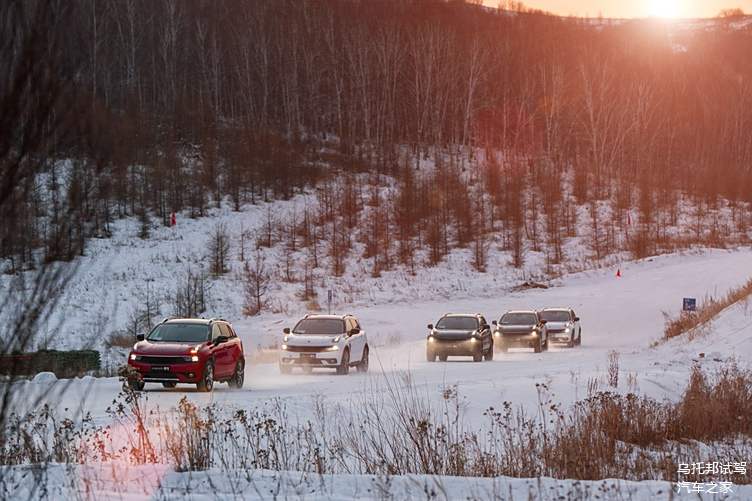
top-left (492, 310), bottom-right (549, 353)
top-left (539, 308), bottom-right (581, 347)
top-left (279, 314), bottom-right (369, 375)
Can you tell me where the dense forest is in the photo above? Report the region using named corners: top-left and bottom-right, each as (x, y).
top-left (2, 0), bottom-right (752, 277)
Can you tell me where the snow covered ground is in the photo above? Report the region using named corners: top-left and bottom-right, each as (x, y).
top-left (3, 245), bottom-right (752, 498)
top-left (6, 463), bottom-right (752, 500)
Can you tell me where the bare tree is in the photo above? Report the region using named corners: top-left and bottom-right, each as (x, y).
top-left (208, 222), bottom-right (231, 276)
top-left (242, 249), bottom-right (270, 316)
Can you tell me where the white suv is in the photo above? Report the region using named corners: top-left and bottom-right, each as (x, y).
top-left (279, 314), bottom-right (369, 375)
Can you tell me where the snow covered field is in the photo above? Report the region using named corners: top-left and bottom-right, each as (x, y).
top-left (3, 246), bottom-right (752, 499)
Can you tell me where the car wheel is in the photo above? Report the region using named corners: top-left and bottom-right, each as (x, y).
top-left (473, 350), bottom-right (482, 362)
top-left (438, 353), bottom-right (448, 362)
top-left (534, 338), bottom-right (542, 353)
top-left (577, 330), bottom-right (582, 346)
top-left (161, 381), bottom-right (177, 389)
top-left (427, 349), bottom-right (436, 362)
top-left (228, 360), bottom-right (245, 389)
top-left (279, 364), bottom-right (292, 375)
top-left (197, 361), bottom-right (214, 392)
top-left (357, 346), bottom-right (369, 373)
top-left (336, 349), bottom-right (350, 375)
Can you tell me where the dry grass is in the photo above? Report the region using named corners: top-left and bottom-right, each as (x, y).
top-left (2, 364), bottom-right (752, 486)
top-left (664, 277), bottom-right (752, 339)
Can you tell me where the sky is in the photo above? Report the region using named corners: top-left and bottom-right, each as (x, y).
top-left (488, 0), bottom-right (752, 19)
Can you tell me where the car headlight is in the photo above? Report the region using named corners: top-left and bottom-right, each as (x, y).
top-left (494, 331), bottom-right (500, 336)
top-left (190, 355), bottom-right (199, 362)
top-left (325, 345), bottom-right (339, 351)
top-left (531, 330), bottom-right (539, 337)
top-left (428, 336), bottom-right (435, 342)
top-left (283, 335), bottom-right (289, 343)
top-left (333, 336), bottom-right (341, 343)
top-left (281, 344), bottom-right (289, 351)
top-left (470, 337), bottom-right (478, 343)
top-left (130, 354), bottom-right (138, 361)
top-left (564, 327), bottom-right (571, 334)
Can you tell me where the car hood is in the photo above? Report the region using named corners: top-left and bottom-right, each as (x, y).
top-left (286, 335), bottom-right (340, 347)
top-left (134, 341), bottom-right (205, 355)
top-left (498, 324), bottom-right (536, 335)
top-left (431, 329), bottom-right (474, 340)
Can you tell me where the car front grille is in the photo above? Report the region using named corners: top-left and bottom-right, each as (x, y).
top-left (285, 345), bottom-right (330, 353)
top-left (548, 329), bottom-right (566, 334)
top-left (140, 355), bottom-right (189, 365)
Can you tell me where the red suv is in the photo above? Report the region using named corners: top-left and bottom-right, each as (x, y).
top-left (127, 318), bottom-right (245, 392)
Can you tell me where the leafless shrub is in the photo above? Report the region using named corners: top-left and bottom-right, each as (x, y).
top-left (242, 249), bottom-right (270, 316)
top-left (607, 350), bottom-right (619, 388)
top-left (208, 222), bottom-right (231, 276)
top-left (664, 277), bottom-right (752, 339)
top-left (162, 397), bottom-right (213, 471)
top-left (173, 267), bottom-right (210, 318)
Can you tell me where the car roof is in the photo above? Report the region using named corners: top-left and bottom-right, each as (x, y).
top-left (304, 314), bottom-right (350, 320)
top-left (503, 310), bottom-right (538, 315)
top-left (163, 318), bottom-right (228, 325)
top-left (540, 308), bottom-right (570, 311)
top-left (441, 313), bottom-right (481, 318)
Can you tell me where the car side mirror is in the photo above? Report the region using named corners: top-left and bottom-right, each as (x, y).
top-left (574, 317), bottom-right (580, 322)
top-left (492, 320), bottom-right (497, 326)
top-left (540, 319), bottom-right (547, 325)
top-left (349, 328), bottom-right (360, 336)
top-left (283, 327), bottom-right (291, 334)
top-left (482, 324), bottom-right (489, 330)
top-left (427, 324), bottom-right (433, 330)
top-left (213, 335), bottom-right (228, 345)
top-left (136, 334), bottom-right (145, 341)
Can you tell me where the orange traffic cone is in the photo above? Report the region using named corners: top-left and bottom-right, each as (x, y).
top-left (616, 268), bottom-right (621, 278)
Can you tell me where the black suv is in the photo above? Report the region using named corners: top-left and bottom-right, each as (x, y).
top-left (426, 313), bottom-right (493, 362)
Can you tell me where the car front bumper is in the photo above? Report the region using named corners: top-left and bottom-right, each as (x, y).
top-left (128, 360), bottom-right (203, 383)
top-left (279, 350), bottom-right (341, 367)
top-left (428, 338), bottom-right (482, 356)
top-left (495, 332), bottom-right (540, 348)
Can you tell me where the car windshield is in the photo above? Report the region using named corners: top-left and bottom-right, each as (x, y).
top-left (500, 313), bottom-right (538, 325)
top-left (540, 310), bottom-right (571, 322)
top-left (435, 316), bottom-right (478, 330)
top-left (293, 318), bottom-right (345, 335)
top-left (146, 323), bottom-right (209, 343)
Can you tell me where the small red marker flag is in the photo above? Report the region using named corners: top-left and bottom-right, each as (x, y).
top-left (170, 212), bottom-right (176, 227)
top-left (616, 268), bottom-right (621, 278)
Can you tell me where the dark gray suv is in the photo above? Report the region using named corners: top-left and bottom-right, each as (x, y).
top-left (426, 313), bottom-right (493, 362)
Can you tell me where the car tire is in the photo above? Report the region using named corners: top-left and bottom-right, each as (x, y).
top-left (427, 350), bottom-right (436, 362)
top-left (577, 330), bottom-right (582, 346)
top-left (197, 360), bottom-right (214, 392)
top-left (438, 353), bottom-right (448, 362)
top-left (544, 337), bottom-right (549, 351)
top-left (534, 338), bottom-right (542, 353)
top-left (473, 350), bottom-right (482, 362)
top-left (357, 346), bottom-right (369, 373)
top-left (484, 343), bottom-right (494, 361)
top-left (336, 349), bottom-right (350, 375)
top-left (279, 364), bottom-right (292, 375)
top-left (228, 360), bottom-right (245, 389)
top-left (161, 381), bottom-right (177, 389)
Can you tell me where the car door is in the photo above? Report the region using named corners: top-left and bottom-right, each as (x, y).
top-left (210, 323), bottom-right (231, 377)
top-left (347, 318), bottom-right (366, 363)
top-left (571, 309), bottom-right (581, 339)
top-left (479, 316), bottom-right (491, 352)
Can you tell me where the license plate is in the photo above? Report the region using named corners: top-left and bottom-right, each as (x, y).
top-left (302, 354), bottom-right (316, 359)
top-left (152, 366), bottom-right (170, 372)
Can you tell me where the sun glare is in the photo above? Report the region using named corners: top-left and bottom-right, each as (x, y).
top-left (647, 0), bottom-right (681, 18)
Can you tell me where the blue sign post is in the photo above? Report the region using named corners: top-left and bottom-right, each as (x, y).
top-left (683, 298), bottom-right (697, 312)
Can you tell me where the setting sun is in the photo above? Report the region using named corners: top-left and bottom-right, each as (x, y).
top-left (648, 0), bottom-right (681, 17)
